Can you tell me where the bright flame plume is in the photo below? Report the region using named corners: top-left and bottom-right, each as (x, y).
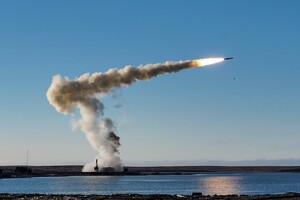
top-left (191, 57), bottom-right (225, 67)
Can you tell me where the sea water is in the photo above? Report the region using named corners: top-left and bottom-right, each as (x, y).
top-left (1, 173), bottom-right (300, 195)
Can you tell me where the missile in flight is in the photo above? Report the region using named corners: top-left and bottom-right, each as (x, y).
top-left (224, 57), bottom-right (234, 60)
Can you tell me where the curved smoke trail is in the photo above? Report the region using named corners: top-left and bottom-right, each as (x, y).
top-left (46, 57), bottom-right (224, 172)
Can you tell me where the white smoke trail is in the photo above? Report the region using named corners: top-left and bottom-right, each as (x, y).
top-left (46, 57), bottom-right (224, 172)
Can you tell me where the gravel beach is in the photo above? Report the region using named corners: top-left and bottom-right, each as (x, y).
top-left (1, 193), bottom-right (300, 200)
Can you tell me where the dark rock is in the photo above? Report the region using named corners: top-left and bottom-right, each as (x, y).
top-left (192, 192), bottom-right (202, 196)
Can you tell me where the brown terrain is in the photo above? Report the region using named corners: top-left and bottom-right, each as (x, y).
top-left (1, 165), bottom-right (300, 179)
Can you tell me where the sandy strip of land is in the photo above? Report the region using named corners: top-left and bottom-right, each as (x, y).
top-left (1, 165), bottom-right (300, 179)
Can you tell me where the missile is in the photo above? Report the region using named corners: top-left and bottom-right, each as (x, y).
top-left (224, 57), bottom-right (234, 60)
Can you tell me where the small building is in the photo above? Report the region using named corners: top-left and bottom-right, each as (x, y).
top-left (15, 166), bottom-right (32, 174)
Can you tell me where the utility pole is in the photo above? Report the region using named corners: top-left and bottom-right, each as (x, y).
top-left (26, 150), bottom-right (29, 167)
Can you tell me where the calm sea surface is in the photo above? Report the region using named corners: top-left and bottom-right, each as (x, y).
top-left (1, 173), bottom-right (300, 195)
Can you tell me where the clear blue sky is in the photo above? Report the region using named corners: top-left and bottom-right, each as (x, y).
top-left (1, 0), bottom-right (300, 166)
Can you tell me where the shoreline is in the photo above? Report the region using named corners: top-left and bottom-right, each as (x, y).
top-left (1, 193), bottom-right (300, 200)
top-left (1, 165), bottom-right (300, 179)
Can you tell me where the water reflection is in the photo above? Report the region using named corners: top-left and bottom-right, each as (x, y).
top-left (201, 175), bottom-right (242, 195)
top-left (1, 173), bottom-right (300, 195)
top-left (46, 176), bottom-right (123, 194)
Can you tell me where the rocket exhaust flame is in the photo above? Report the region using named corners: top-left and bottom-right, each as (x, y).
top-left (192, 58), bottom-right (224, 66)
top-left (46, 57), bottom-right (225, 172)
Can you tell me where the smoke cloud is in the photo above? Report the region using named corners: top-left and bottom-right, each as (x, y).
top-left (46, 58), bottom-right (224, 172)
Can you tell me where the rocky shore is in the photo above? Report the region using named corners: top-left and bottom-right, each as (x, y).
top-left (0, 193), bottom-right (300, 200)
